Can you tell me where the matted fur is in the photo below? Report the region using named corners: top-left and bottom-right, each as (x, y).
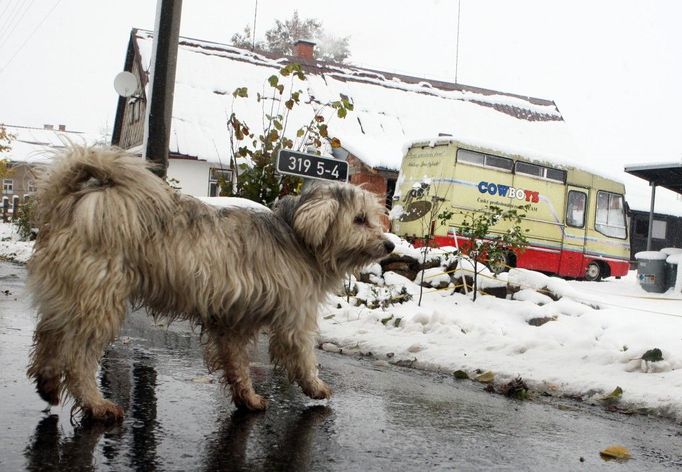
top-left (27, 146), bottom-right (394, 421)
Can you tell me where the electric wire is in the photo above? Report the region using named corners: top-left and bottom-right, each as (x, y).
top-left (0, 0), bottom-right (62, 77)
top-left (0, 0), bottom-right (37, 51)
top-left (0, 0), bottom-right (26, 41)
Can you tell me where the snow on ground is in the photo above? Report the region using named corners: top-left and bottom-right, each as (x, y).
top-left (3, 221), bottom-right (682, 421)
top-left (0, 222), bottom-right (33, 264)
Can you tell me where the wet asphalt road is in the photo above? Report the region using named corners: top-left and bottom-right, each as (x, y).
top-left (2, 261), bottom-right (682, 471)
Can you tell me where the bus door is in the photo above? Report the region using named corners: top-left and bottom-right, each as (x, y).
top-left (559, 186), bottom-right (589, 277)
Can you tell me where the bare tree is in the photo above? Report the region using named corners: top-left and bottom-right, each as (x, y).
top-left (231, 11), bottom-right (351, 62)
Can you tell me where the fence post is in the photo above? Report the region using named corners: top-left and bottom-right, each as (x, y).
top-left (2, 197), bottom-right (8, 223)
top-left (11, 196), bottom-right (19, 221)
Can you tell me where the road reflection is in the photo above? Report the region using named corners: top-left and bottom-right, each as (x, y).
top-left (24, 414), bottom-right (119, 472)
top-left (203, 405), bottom-right (333, 471)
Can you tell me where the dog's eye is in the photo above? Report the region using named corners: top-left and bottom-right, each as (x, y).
top-left (353, 214), bottom-right (367, 225)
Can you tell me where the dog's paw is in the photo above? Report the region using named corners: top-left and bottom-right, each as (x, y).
top-left (36, 373), bottom-right (61, 406)
top-left (83, 400), bottom-right (125, 423)
top-left (302, 380), bottom-right (332, 400)
top-left (234, 393), bottom-right (268, 412)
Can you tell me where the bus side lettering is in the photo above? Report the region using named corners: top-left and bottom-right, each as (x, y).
top-left (477, 181), bottom-right (540, 203)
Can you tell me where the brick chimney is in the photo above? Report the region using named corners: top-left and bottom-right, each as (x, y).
top-left (43, 124), bottom-right (53, 130)
top-left (293, 39), bottom-right (316, 61)
top-left (58, 124), bottom-right (66, 131)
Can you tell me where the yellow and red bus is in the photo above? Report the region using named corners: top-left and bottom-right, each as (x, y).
top-left (391, 138), bottom-right (630, 281)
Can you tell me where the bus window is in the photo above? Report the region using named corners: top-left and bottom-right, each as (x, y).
top-left (546, 167), bottom-right (567, 183)
top-left (457, 149), bottom-right (513, 172)
top-left (595, 191), bottom-right (627, 238)
top-left (515, 161), bottom-right (543, 177)
top-left (566, 191), bottom-right (586, 228)
top-left (515, 161), bottom-right (566, 183)
top-left (457, 149), bottom-right (485, 165)
top-left (485, 154), bottom-right (513, 171)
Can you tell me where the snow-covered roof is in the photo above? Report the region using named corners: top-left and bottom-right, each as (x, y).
top-left (1, 124), bottom-right (94, 164)
top-left (127, 29), bottom-right (682, 217)
top-left (130, 29), bottom-right (570, 172)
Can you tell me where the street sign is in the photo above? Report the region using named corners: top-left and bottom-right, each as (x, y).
top-left (276, 150), bottom-right (348, 182)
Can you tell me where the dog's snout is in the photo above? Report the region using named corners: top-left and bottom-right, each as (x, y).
top-left (383, 240), bottom-right (395, 254)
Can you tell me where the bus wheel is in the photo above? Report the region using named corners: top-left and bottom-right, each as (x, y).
top-left (585, 262), bottom-right (602, 281)
top-left (489, 252), bottom-right (511, 274)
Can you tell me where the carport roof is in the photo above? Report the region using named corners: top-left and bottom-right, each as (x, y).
top-left (624, 162), bottom-right (682, 196)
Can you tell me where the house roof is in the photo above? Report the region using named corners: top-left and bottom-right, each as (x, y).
top-left (120, 29), bottom-right (578, 172)
top-left (1, 124), bottom-right (92, 164)
top-left (116, 29), bottom-right (682, 217)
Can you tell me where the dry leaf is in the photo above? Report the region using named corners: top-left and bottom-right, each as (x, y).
top-left (476, 371), bottom-right (495, 383)
top-left (600, 445), bottom-right (631, 461)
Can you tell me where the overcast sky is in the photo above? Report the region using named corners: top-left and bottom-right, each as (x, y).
top-left (0, 0), bottom-right (680, 166)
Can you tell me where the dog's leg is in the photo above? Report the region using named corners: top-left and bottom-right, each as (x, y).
top-left (205, 331), bottom-right (268, 411)
top-left (269, 317), bottom-right (332, 401)
top-left (28, 258), bottom-right (129, 422)
top-left (28, 317), bottom-right (66, 406)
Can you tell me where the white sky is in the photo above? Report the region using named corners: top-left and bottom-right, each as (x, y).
top-left (0, 0), bottom-right (681, 166)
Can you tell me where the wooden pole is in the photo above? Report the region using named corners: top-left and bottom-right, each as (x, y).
top-left (142, 0), bottom-right (183, 178)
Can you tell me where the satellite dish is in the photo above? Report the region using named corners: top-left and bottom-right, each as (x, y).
top-left (113, 71), bottom-right (139, 97)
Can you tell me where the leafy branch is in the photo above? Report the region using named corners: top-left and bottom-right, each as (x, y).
top-left (223, 63), bottom-right (353, 206)
top-left (456, 204), bottom-right (530, 301)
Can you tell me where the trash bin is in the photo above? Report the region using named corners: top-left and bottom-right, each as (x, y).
top-left (666, 254), bottom-right (682, 291)
top-left (635, 251), bottom-right (668, 293)
top-left (661, 249), bottom-right (682, 290)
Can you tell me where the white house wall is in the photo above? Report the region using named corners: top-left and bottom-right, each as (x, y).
top-left (168, 159), bottom-right (214, 197)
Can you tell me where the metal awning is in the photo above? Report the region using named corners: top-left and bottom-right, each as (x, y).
top-left (625, 162), bottom-right (682, 250)
top-left (624, 162), bottom-right (682, 195)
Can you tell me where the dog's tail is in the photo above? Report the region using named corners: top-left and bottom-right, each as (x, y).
top-left (33, 145), bottom-right (177, 249)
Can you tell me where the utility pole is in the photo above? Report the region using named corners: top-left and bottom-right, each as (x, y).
top-left (143, 0), bottom-right (183, 178)
top-left (454, 0), bottom-right (461, 84)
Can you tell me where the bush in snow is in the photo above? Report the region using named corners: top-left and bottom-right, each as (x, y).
top-left (222, 63), bottom-right (353, 206)
top-left (341, 273), bottom-right (412, 310)
top-left (453, 204), bottom-right (530, 301)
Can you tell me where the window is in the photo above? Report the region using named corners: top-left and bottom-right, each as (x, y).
top-left (566, 190), bottom-right (586, 228)
top-left (3, 179), bottom-right (13, 194)
top-left (385, 178), bottom-right (397, 209)
top-left (515, 161), bottom-right (566, 183)
top-left (546, 168), bottom-right (567, 182)
top-left (457, 149), bottom-right (484, 166)
top-left (209, 168), bottom-right (233, 197)
top-left (457, 149), bottom-right (513, 172)
top-left (595, 191), bottom-right (627, 238)
top-left (652, 219), bottom-right (667, 239)
top-left (515, 161), bottom-right (543, 177)
top-left (635, 218), bottom-right (667, 239)
top-left (634, 218), bottom-right (648, 237)
top-left (27, 180), bottom-right (38, 193)
top-left (485, 154), bottom-right (514, 171)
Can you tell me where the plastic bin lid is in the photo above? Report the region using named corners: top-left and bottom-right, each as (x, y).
top-left (634, 251), bottom-right (668, 260)
top-left (667, 253), bottom-right (682, 264)
top-left (661, 247), bottom-right (682, 255)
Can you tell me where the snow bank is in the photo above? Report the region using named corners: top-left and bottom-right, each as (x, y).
top-left (0, 223), bottom-right (33, 263)
top-left (321, 262), bottom-right (682, 421)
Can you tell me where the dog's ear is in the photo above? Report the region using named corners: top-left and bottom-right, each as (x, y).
top-left (293, 198), bottom-right (339, 247)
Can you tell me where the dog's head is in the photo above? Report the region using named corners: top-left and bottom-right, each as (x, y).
top-left (276, 182), bottom-right (395, 274)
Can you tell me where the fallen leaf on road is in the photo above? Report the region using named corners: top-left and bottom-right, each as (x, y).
top-left (600, 445), bottom-right (631, 461)
top-left (475, 371), bottom-right (495, 383)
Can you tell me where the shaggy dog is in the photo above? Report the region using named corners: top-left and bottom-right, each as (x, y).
top-left (27, 146), bottom-right (394, 421)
